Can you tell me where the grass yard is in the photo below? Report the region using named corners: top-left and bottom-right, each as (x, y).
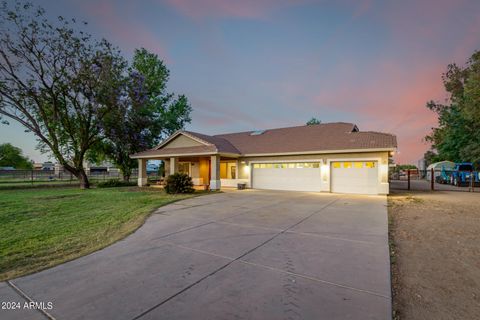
top-left (388, 191), bottom-right (480, 320)
top-left (0, 187), bottom-right (203, 281)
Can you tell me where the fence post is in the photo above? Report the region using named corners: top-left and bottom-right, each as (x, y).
top-left (431, 168), bottom-right (434, 191)
top-left (407, 169), bottom-right (411, 190)
top-left (31, 170), bottom-right (33, 185)
top-left (471, 170), bottom-right (474, 192)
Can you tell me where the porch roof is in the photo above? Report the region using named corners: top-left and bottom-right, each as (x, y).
top-left (131, 145), bottom-right (217, 159)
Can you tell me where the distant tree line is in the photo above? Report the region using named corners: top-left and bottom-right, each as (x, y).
top-left (0, 1), bottom-right (191, 188)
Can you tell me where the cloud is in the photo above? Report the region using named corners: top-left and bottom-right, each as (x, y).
top-left (77, 0), bottom-right (169, 59)
top-left (163, 0), bottom-right (308, 19)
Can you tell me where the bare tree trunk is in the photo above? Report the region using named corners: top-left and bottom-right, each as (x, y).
top-left (63, 163), bottom-right (90, 189)
top-left (121, 167), bottom-right (131, 182)
top-left (78, 169), bottom-right (90, 189)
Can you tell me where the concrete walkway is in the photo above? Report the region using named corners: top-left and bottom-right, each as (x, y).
top-left (1, 190), bottom-right (391, 320)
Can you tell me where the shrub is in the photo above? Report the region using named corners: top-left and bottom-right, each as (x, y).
top-left (97, 179), bottom-right (137, 188)
top-left (165, 173), bottom-right (195, 194)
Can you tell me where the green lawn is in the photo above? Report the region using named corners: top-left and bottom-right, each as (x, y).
top-left (0, 187), bottom-right (203, 281)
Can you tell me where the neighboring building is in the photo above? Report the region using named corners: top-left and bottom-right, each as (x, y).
top-left (84, 160), bottom-right (119, 174)
top-left (418, 158), bottom-right (426, 171)
top-left (131, 122), bottom-right (397, 195)
top-left (146, 162), bottom-right (159, 173)
top-left (33, 161), bottom-right (55, 171)
top-left (52, 161), bottom-right (119, 175)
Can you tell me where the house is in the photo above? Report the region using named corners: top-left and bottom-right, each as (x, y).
top-left (33, 161), bottom-right (55, 171)
top-left (130, 122), bottom-right (397, 195)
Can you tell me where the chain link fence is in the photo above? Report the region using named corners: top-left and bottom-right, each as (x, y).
top-left (0, 169), bottom-right (161, 188)
top-left (390, 168), bottom-right (480, 192)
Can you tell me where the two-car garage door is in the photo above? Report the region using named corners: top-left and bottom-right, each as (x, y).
top-left (252, 162), bottom-right (321, 192)
top-left (251, 161), bottom-right (379, 194)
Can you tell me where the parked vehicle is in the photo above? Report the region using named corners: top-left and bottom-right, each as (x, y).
top-left (448, 163), bottom-right (480, 187)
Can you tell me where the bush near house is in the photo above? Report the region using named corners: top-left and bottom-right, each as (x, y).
top-left (165, 173), bottom-right (195, 194)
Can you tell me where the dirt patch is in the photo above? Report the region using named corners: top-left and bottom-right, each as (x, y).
top-left (388, 191), bottom-right (480, 320)
top-left (35, 194), bottom-right (81, 200)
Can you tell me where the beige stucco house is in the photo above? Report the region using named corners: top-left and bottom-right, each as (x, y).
top-left (130, 122), bottom-right (397, 195)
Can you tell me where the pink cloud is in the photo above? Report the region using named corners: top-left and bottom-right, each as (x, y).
top-left (77, 0), bottom-right (169, 60)
top-left (163, 0), bottom-right (308, 19)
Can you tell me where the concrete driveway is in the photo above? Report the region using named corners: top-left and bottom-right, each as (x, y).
top-left (1, 190), bottom-right (391, 320)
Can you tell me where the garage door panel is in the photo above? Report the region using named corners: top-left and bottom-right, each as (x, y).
top-left (252, 164), bottom-right (321, 192)
top-left (331, 161), bottom-right (378, 195)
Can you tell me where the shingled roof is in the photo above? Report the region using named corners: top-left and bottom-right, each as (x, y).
top-left (130, 122), bottom-right (397, 158)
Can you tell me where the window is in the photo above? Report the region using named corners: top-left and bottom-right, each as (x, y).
top-left (343, 162), bottom-right (352, 169)
top-left (230, 166), bottom-right (236, 179)
top-left (178, 162), bottom-right (190, 175)
top-left (274, 163), bottom-right (281, 169)
top-left (253, 163), bottom-right (260, 169)
top-left (332, 162), bottom-right (341, 169)
top-left (354, 162), bottom-right (363, 169)
top-left (312, 163), bottom-right (320, 168)
top-left (296, 163), bottom-right (304, 168)
top-left (288, 163), bottom-right (296, 168)
top-left (265, 163), bottom-right (273, 169)
top-left (365, 162), bottom-right (375, 168)
top-left (281, 163), bottom-right (288, 169)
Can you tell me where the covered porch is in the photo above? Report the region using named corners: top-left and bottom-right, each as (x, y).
top-left (136, 155), bottom-right (248, 190)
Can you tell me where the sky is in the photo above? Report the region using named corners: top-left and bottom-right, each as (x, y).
top-left (1, 0), bottom-right (480, 164)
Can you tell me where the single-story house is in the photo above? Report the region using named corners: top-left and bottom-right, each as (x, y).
top-left (131, 122), bottom-right (397, 195)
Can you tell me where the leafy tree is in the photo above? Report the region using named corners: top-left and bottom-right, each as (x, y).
top-left (423, 150), bottom-right (441, 167)
top-left (306, 117), bottom-right (321, 125)
top-left (0, 143), bottom-right (32, 169)
top-left (426, 50), bottom-right (480, 163)
top-left (94, 48), bottom-right (192, 181)
top-left (0, 1), bottom-right (126, 188)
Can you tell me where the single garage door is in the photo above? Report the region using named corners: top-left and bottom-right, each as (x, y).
top-left (331, 161), bottom-right (378, 194)
top-left (252, 162), bottom-right (321, 192)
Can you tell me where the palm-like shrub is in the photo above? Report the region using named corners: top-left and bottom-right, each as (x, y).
top-left (165, 173), bottom-right (195, 194)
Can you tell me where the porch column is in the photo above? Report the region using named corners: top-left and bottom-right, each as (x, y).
top-left (210, 155), bottom-right (221, 190)
top-left (170, 157), bottom-right (178, 175)
top-left (137, 159), bottom-right (148, 187)
top-left (163, 159), bottom-right (170, 177)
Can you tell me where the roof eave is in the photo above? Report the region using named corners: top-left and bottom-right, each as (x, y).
top-left (241, 147), bottom-right (396, 157)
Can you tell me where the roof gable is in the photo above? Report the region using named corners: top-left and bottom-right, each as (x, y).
top-left (161, 133), bottom-right (206, 149)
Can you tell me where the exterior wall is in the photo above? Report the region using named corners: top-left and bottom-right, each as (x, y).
top-left (237, 151), bottom-right (390, 194)
top-left (199, 158), bottom-right (210, 185)
top-left (163, 135), bottom-right (204, 149)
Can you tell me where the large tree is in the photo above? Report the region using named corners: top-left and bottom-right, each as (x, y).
top-left (93, 48), bottom-right (192, 181)
top-left (426, 50), bottom-right (480, 164)
top-left (0, 1), bottom-right (126, 188)
top-left (0, 143), bottom-right (32, 169)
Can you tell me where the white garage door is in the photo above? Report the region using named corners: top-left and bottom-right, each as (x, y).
top-left (252, 162), bottom-right (321, 192)
top-left (331, 161), bottom-right (378, 194)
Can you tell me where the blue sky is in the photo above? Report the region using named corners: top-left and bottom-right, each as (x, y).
top-left (1, 0), bottom-right (480, 163)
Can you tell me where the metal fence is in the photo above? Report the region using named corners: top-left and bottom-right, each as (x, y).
top-left (390, 169), bottom-right (480, 192)
top-left (0, 169), bottom-right (161, 187)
